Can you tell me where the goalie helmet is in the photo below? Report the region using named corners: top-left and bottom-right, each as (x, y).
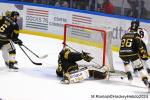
top-left (130, 19), bottom-right (139, 31)
top-left (63, 47), bottom-right (71, 53)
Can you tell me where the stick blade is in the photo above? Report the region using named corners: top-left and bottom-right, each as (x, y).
top-left (39, 54), bottom-right (48, 59)
top-left (33, 62), bottom-right (42, 65)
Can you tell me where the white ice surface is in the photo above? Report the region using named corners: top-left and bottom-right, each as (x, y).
top-left (0, 34), bottom-right (149, 100)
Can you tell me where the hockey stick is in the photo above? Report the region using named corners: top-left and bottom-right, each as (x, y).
top-left (63, 42), bottom-right (103, 68)
top-left (19, 46), bottom-right (42, 65)
top-left (22, 44), bottom-right (48, 59)
top-left (62, 42), bottom-right (79, 53)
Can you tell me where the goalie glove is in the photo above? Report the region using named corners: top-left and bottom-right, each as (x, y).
top-left (81, 51), bottom-right (93, 62)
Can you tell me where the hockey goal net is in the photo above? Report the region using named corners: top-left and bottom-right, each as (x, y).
top-left (63, 24), bottom-right (114, 71)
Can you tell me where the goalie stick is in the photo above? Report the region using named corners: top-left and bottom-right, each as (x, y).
top-left (19, 46), bottom-right (42, 65)
top-left (22, 44), bottom-right (48, 59)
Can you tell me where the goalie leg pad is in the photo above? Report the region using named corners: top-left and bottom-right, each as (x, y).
top-left (89, 70), bottom-right (108, 79)
top-left (88, 66), bottom-right (109, 79)
top-left (65, 67), bottom-right (89, 84)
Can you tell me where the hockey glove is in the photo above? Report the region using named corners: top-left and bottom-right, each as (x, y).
top-left (139, 48), bottom-right (148, 60)
top-left (13, 38), bottom-right (23, 45)
top-left (141, 54), bottom-right (148, 60)
top-left (82, 51), bottom-right (93, 62)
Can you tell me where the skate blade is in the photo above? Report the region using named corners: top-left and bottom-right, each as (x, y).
top-left (8, 69), bottom-right (19, 72)
top-left (60, 80), bottom-right (70, 84)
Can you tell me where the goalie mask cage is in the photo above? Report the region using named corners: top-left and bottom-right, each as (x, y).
top-left (63, 24), bottom-right (114, 71)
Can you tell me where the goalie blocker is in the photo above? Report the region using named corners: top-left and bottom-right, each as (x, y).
top-left (56, 48), bottom-right (109, 84)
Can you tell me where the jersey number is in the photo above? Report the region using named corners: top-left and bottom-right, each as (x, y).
top-left (0, 24), bottom-right (8, 32)
top-left (121, 39), bottom-right (133, 47)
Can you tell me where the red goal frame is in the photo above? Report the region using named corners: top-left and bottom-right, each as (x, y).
top-left (63, 24), bottom-right (107, 66)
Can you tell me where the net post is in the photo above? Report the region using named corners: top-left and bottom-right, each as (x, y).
top-left (63, 24), bottom-right (67, 48)
top-left (103, 31), bottom-right (106, 66)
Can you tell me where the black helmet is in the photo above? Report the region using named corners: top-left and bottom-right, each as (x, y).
top-left (11, 11), bottom-right (19, 17)
top-left (130, 19), bottom-right (139, 31)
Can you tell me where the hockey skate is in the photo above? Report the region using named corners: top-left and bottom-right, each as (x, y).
top-left (142, 77), bottom-right (150, 92)
top-left (60, 73), bottom-right (70, 84)
top-left (133, 68), bottom-right (139, 77)
top-left (5, 62), bottom-right (19, 72)
top-left (60, 78), bottom-right (70, 84)
top-left (126, 71), bottom-right (133, 81)
top-left (146, 68), bottom-right (150, 75)
top-left (148, 83), bottom-right (150, 92)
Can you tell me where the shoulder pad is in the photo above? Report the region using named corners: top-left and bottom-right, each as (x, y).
top-left (135, 33), bottom-right (141, 38)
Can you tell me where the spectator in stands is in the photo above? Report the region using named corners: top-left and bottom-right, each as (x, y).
top-left (101, 0), bottom-right (115, 14)
top-left (72, 0), bottom-right (80, 9)
top-left (79, 0), bottom-right (89, 10)
top-left (55, 0), bottom-right (69, 8)
top-left (139, 0), bottom-right (148, 19)
top-left (97, 0), bottom-right (103, 12)
top-left (72, 0), bottom-right (88, 10)
top-left (127, 0), bottom-right (139, 18)
top-left (88, 0), bottom-right (95, 11)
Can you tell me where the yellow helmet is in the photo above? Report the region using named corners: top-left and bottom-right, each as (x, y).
top-left (63, 47), bottom-right (71, 53)
top-left (5, 11), bottom-right (11, 17)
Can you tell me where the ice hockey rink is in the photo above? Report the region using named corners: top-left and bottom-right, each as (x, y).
top-left (0, 33), bottom-right (149, 100)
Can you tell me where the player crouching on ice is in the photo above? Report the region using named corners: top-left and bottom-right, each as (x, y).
top-left (56, 48), bottom-right (109, 84)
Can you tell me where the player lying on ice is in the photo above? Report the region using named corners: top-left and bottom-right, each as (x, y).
top-left (56, 48), bottom-right (109, 84)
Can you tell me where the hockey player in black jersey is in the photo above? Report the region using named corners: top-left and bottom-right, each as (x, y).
top-left (56, 48), bottom-right (109, 84)
top-left (0, 11), bottom-right (23, 70)
top-left (119, 19), bottom-right (150, 88)
top-left (128, 20), bottom-right (150, 75)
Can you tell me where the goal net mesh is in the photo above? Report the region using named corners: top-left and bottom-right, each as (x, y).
top-left (63, 24), bottom-right (114, 71)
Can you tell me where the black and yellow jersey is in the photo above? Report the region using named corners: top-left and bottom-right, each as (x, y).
top-left (119, 31), bottom-right (144, 57)
top-left (57, 49), bottom-right (82, 74)
top-left (0, 16), bottom-right (19, 41)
